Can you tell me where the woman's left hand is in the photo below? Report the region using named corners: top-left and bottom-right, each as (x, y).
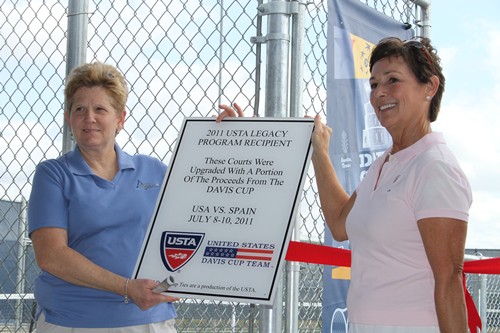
top-left (310, 114), bottom-right (333, 155)
top-left (127, 279), bottom-right (180, 311)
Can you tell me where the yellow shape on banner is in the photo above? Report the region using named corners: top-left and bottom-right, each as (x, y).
top-left (350, 33), bottom-right (375, 79)
top-left (331, 266), bottom-right (351, 280)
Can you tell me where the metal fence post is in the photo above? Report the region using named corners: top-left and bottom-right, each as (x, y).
top-left (411, 0), bottom-right (431, 37)
top-left (259, 0), bottom-right (293, 331)
top-left (263, 0), bottom-right (291, 118)
top-left (63, 0), bottom-right (90, 154)
top-left (286, 0), bottom-right (308, 331)
top-left (480, 273), bottom-right (488, 332)
top-left (14, 199), bottom-right (28, 330)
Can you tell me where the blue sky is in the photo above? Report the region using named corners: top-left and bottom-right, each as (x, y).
top-left (431, 1), bottom-right (500, 249)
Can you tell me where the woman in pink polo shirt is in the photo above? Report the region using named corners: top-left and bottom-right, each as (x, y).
top-left (312, 37), bottom-right (471, 333)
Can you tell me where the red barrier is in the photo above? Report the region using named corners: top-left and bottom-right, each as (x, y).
top-left (285, 241), bottom-right (500, 333)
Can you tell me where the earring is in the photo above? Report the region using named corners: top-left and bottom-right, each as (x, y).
top-left (426, 96), bottom-right (431, 101)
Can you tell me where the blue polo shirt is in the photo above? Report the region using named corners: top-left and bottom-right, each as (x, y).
top-left (28, 144), bottom-right (176, 328)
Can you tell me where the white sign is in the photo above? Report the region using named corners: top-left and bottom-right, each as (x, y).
top-left (133, 117), bottom-right (314, 304)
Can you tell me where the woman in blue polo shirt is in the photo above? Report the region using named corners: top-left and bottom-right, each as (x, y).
top-left (28, 62), bottom-right (179, 332)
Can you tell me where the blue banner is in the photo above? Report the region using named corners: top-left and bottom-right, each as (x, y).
top-left (323, 1), bottom-right (412, 332)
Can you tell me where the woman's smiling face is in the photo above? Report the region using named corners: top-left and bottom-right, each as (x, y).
top-left (369, 56), bottom-right (430, 135)
top-left (66, 86), bottom-right (125, 154)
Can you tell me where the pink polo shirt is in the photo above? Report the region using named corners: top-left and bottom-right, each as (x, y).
top-left (346, 132), bottom-right (472, 326)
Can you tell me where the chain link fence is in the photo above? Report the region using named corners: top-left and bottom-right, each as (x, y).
top-left (1, 0), bottom-right (499, 332)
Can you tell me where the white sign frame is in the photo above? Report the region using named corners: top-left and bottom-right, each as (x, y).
top-left (133, 117), bottom-right (314, 304)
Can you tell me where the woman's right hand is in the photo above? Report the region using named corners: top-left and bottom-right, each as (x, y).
top-left (215, 102), bottom-right (244, 122)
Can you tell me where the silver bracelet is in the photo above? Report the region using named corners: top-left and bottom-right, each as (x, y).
top-left (124, 278), bottom-right (130, 304)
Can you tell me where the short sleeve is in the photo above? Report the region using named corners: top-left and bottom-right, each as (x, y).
top-left (413, 160), bottom-right (472, 222)
top-left (28, 160), bottom-right (69, 236)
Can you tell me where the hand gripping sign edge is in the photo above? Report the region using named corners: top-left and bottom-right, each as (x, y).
top-left (160, 231), bottom-right (205, 272)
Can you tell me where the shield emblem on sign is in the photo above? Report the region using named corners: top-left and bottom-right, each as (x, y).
top-left (160, 231), bottom-right (205, 272)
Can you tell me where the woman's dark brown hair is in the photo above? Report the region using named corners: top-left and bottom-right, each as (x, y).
top-left (369, 37), bottom-right (445, 122)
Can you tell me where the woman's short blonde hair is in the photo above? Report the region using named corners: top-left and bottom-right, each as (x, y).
top-left (64, 62), bottom-right (128, 115)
